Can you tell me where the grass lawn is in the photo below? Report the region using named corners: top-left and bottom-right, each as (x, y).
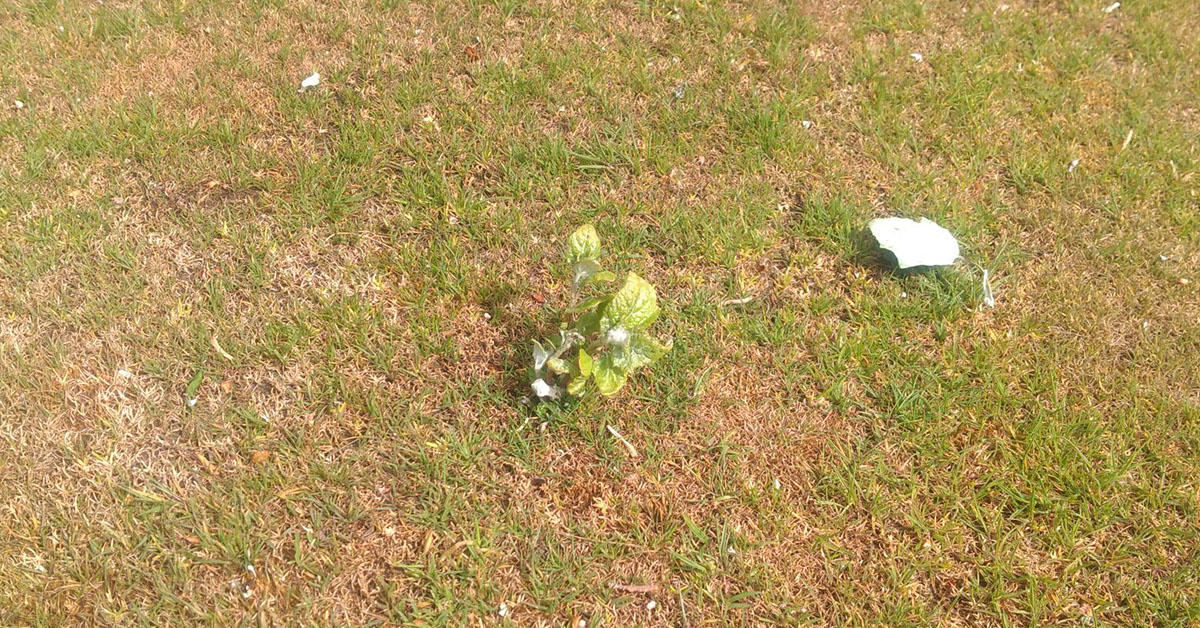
top-left (1, 0), bottom-right (1198, 625)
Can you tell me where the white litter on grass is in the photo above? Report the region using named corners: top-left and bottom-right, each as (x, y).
top-left (498, 602), bottom-right (509, 617)
top-left (531, 378), bottom-right (560, 400)
top-left (910, 52), bottom-right (924, 62)
top-left (646, 600), bottom-right (657, 611)
top-left (868, 217), bottom-right (960, 269)
top-left (1102, 2), bottom-right (1120, 13)
top-left (14, 100), bottom-right (24, 109)
top-left (1068, 158), bottom-right (1080, 173)
top-left (298, 72), bottom-right (320, 92)
top-left (801, 120), bottom-right (813, 129)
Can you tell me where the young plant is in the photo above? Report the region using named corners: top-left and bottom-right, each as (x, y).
top-left (529, 225), bottom-right (671, 401)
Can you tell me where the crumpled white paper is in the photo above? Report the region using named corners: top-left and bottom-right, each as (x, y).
top-left (868, 217), bottom-right (961, 269)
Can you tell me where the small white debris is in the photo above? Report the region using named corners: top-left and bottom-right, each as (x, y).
top-left (1102, 2), bottom-right (1120, 13)
top-left (646, 600), bottom-right (657, 611)
top-left (186, 398), bottom-right (198, 408)
top-left (557, 105), bottom-right (566, 112)
top-left (414, 28), bottom-right (424, 35)
top-left (606, 326), bottom-right (630, 345)
top-left (801, 120), bottom-right (813, 129)
top-left (1142, 321), bottom-right (1150, 329)
top-left (1159, 255), bottom-right (1168, 262)
top-left (727, 546), bottom-right (737, 555)
top-left (245, 564), bottom-right (256, 577)
top-left (498, 602), bottom-right (509, 617)
top-left (998, 3), bottom-right (1010, 11)
top-left (422, 114), bottom-right (434, 123)
top-left (117, 369), bottom-right (133, 379)
top-left (531, 379), bottom-right (560, 400)
top-left (298, 72), bottom-right (320, 93)
top-left (772, 477), bottom-right (781, 490)
top-left (483, 312), bottom-right (492, 321)
top-left (57, 25), bottom-right (64, 32)
top-left (900, 291), bottom-right (908, 298)
top-left (910, 52), bottom-right (924, 62)
top-left (577, 620), bottom-right (587, 628)
top-left (868, 217), bottom-right (961, 269)
top-left (240, 583), bottom-right (253, 598)
top-left (1181, 278), bottom-right (1191, 285)
top-left (1068, 159), bottom-right (1080, 173)
top-left (447, 215), bottom-right (458, 225)
top-left (14, 100), bottom-right (24, 110)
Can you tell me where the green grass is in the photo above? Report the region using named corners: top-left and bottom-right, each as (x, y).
top-left (0, 0), bottom-right (1198, 625)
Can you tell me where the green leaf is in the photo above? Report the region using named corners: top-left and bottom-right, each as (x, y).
top-left (593, 354), bottom-right (627, 396)
top-left (185, 369), bottom-right (203, 408)
top-left (567, 224), bottom-right (601, 263)
top-left (600, 272), bottom-right (660, 332)
top-left (575, 301), bottom-right (608, 335)
top-left (547, 357), bottom-right (570, 374)
top-left (586, 270), bottom-right (617, 285)
top-left (612, 332), bottom-right (672, 371)
top-left (568, 295), bottom-right (609, 315)
top-left (567, 375), bottom-right (590, 396)
top-left (578, 347), bottom-right (593, 377)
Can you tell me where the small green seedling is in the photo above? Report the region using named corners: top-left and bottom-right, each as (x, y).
top-left (529, 225), bottom-right (671, 401)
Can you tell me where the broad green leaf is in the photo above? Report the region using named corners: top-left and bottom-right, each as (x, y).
top-left (600, 272), bottom-right (660, 332)
top-left (593, 354), bottom-right (627, 396)
top-left (567, 224), bottom-right (601, 263)
top-left (578, 347), bottom-right (593, 377)
top-left (612, 332), bottom-right (672, 371)
top-left (575, 303), bottom-right (607, 336)
top-left (567, 375), bottom-right (590, 396)
top-left (547, 357), bottom-right (570, 374)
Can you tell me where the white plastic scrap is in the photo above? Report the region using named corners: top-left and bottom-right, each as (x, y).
top-left (1068, 158), bottom-right (1080, 173)
top-left (298, 72), bottom-right (320, 92)
top-left (868, 217), bottom-right (961, 269)
top-left (910, 52), bottom-right (924, 62)
top-left (1102, 2), bottom-right (1120, 13)
top-left (531, 378), bottom-right (560, 400)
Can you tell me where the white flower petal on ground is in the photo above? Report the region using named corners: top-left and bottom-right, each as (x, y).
top-left (298, 72), bottom-right (320, 92)
top-left (868, 217), bottom-right (961, 269)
